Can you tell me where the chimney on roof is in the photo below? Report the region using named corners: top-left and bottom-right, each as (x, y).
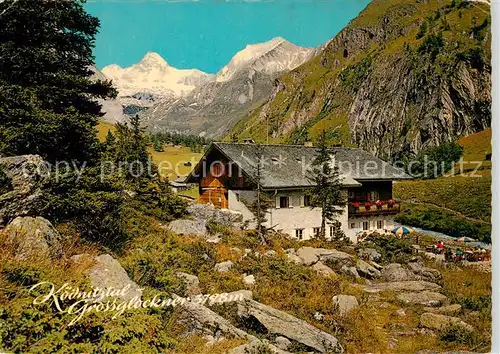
top-left (304, 141), bottom-right (313, 147)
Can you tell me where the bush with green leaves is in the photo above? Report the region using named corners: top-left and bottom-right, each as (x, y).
top-left (405, 141), bottom-right (463, 179)
top-left (359, 233), bottom-right (414, 264)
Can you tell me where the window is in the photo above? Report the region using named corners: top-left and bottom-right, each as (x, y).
top-left (295, 229), bottom-right (304, 240)
top-left (377, 220), bottom-right (384, 229)
top-left (235, 193), bottom-right (240, 202)
top-left (330, 222), bottom-right (341, 238)
top-left (368, 191), bottom-right (379, 201)
top-left (350, 222), bottom-right (356, 229)
top-left (362, 221), bottom-right (370, 231)
top-left (280, 196), bottom-right (290, 208)
top-left (303, 195), bottom-right (311, 207)
top-left (313, 227), bottom-right (321, 238)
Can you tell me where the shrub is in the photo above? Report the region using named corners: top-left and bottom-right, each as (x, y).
top-left (360, 233), bottom-right (414, 264)
top-left (440, 325), bottom-right (477, 345)
top-left (406, 141), bottom-right (463, 179)
top-left (456, 47), bottom-right (487, 70)
top-left (418, 32), bottom-right (444, 61)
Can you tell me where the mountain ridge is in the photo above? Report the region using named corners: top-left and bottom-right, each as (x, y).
top-left (227, 0), bottom-right (491, 161)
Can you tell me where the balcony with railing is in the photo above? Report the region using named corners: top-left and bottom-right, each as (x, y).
top-left (348, 200), bottom-right (401, 217)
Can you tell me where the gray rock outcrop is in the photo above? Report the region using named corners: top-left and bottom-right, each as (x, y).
top-left (4, 216), bottom-right (62, 260)
top-left (72, 254), bottom-right (142, 301)
top-left (364, 281), bottom-right (442, 293)
top-left (236, 299), bottom-right (343, 353)
top-left (175, 272), bottom-right (201, 296)
top-left (0, 155), bottom-right (50, 225)
top-left (419, 313), bottom-right (473, 332)
top-left (215, 261), bottom-right (234, 273)
top-left (332, 295), bottom-right (359, 316)
top-left (187, 203), bottom-right (243, 227)
top-left (167, 219), bottom-right (207, 237)
top-left (397, 291), bottom-right (447, 307)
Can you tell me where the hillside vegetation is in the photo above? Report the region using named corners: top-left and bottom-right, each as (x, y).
top-left (227, 0), bottom-right (491, 161)
top-left (394, 128), bottom-right (491, 242)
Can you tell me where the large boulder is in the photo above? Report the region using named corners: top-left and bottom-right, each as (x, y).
top-left (0, 155), bottom-right (50, 225)
top-left (419, 313), bottom-right (473, 332)
top-left (381, 263), bottom-right (419, 282)
top-left (312, 261), bottom-right (336, 277)
top-left (364, 281), bottom-right (442, 293)
top-left (72, 254), bottom-right (142, 301)
top-left (296, 247), bottom-right (354, 269)
top-left (357, 248), bottom-right (382, 262)
top-left (186, 204), bottom-right (243, 227)
top-left (407, 261), bottom-right (442, 282)
top-left (422, 304), bottom-right (462, 315)
top-left (397, 291), bottom-right (448, 307)
top-left (175, 272), bottom-right (201, 296)
top-left (236, 299), bottom-right (343, 353)
top-left (356, 259), bottom-right (381, 279)
top-left (332, 295), bottom-right (359, 316)
top-left (167, 219), bottom-right (207, 237)
top-left (4, 216), bottom-right (61, 260)
top-left (214, 261), bottom-right (234, 273)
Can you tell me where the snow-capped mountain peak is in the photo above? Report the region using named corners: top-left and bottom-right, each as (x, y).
top-left (216, 37), bottom-right (315, 83)
top-left (102, 52), bottom-right (215, 98)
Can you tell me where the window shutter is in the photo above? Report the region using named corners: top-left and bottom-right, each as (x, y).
top-left (300, 195), bottom-right (305, 207)
top-left (276, 196), bottom-right (280, 209)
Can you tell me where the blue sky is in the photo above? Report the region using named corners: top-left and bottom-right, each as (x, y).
top-left (85, 0), bottom-right (370, 73)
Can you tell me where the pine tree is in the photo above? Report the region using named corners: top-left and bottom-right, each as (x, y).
top-left (0, 0), bottom-right (116, 163)
top-left (308, 131), bottom-right (346, 240)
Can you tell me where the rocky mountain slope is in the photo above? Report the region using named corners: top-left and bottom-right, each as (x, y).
top-left (141, 37), bottom-right (317, 138)
top-left (102, 52), bottom-right (215, 115)
top-left (228, 0), bottom-right (491, 161)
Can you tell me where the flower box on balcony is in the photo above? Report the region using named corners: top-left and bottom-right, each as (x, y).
top-left (352, 202), bottom-right (360, 209)
top-left (365, 202), bottom-right (373, 210)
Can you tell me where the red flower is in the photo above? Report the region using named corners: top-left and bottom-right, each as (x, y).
top-left (375, 201), bottom-right (383, 207)
top-left (388, 199), bottom-right (396, 207)
top-left (365, 202), bottom-right (373, 208)
top-left (353, 202), bottom-right (360, 208)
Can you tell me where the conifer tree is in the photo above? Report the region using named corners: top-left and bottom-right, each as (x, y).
top-left (308, 131), bottom-right (346, 240)
top-left (0, 0), bottom-right (116, 163)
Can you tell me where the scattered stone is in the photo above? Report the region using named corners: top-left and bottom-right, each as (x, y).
top-left (419, 313), bottom-right (473, 332)
top-left (175, 272), bottom-right (201, 296)
top-left (296, 247), bottom-right (353, 269)
top-left (356, 259), bottom-right (381, 279)
top-left (381, 263), bottom-right (418, 282)
top-left (186, 204), bottom-right (243, 227)
top-left (407, 261), bottom-right (442, 282)
top-left (72, 254), bottom-right (142, 301)
top-left (397, 291), bottom-right (447, 307)
top-left (265, 250), bottom-right (277, 257)
top-left (341, 265), bottom-right (360, 278)
top-left (274, 336), bottom-right (292, 351)
top-left (394, 309), bottom-right (406, 317)
top-left (379, 302), bottom-right (390, 309)
top-left (206, 235), bottom-right (221, 244)
top-left (364, 281), bottom-right (442, 293)
top-left (236, 299), bottom-right (343, 353)
top-left (357, 248), bottom-right (382, 262)
top-left (0, 155), bottom-right (50, 225)
top-left (285, 248), bottom-right (296, 255)
top-left (423, 304), bottom-right (462, 315)
top-left (312, 261), bottom-right (336, 277)
top-left (168, 219), bottom-right (207, 237)
top-left (243, 274), bottom-right (255, 286)
top-left (296, 247), bottom-right (320, 266)
top-left (314, 312), bottom-right (325, 321)
top-left (331, 295), bottom-right (359, 316)
top-left (4, 216), bottom-right (62, 260)
top-left (214, 261), bottom-right (234, 273)
top-left (287, 253), bottom-right (304, 265)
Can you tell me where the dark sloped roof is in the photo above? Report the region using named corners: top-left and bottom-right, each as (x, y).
top-left (187, 142), bottom-right (411, 188)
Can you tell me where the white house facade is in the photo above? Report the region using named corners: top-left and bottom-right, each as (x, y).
top-left (186, 142), bottom-right (410, 243)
